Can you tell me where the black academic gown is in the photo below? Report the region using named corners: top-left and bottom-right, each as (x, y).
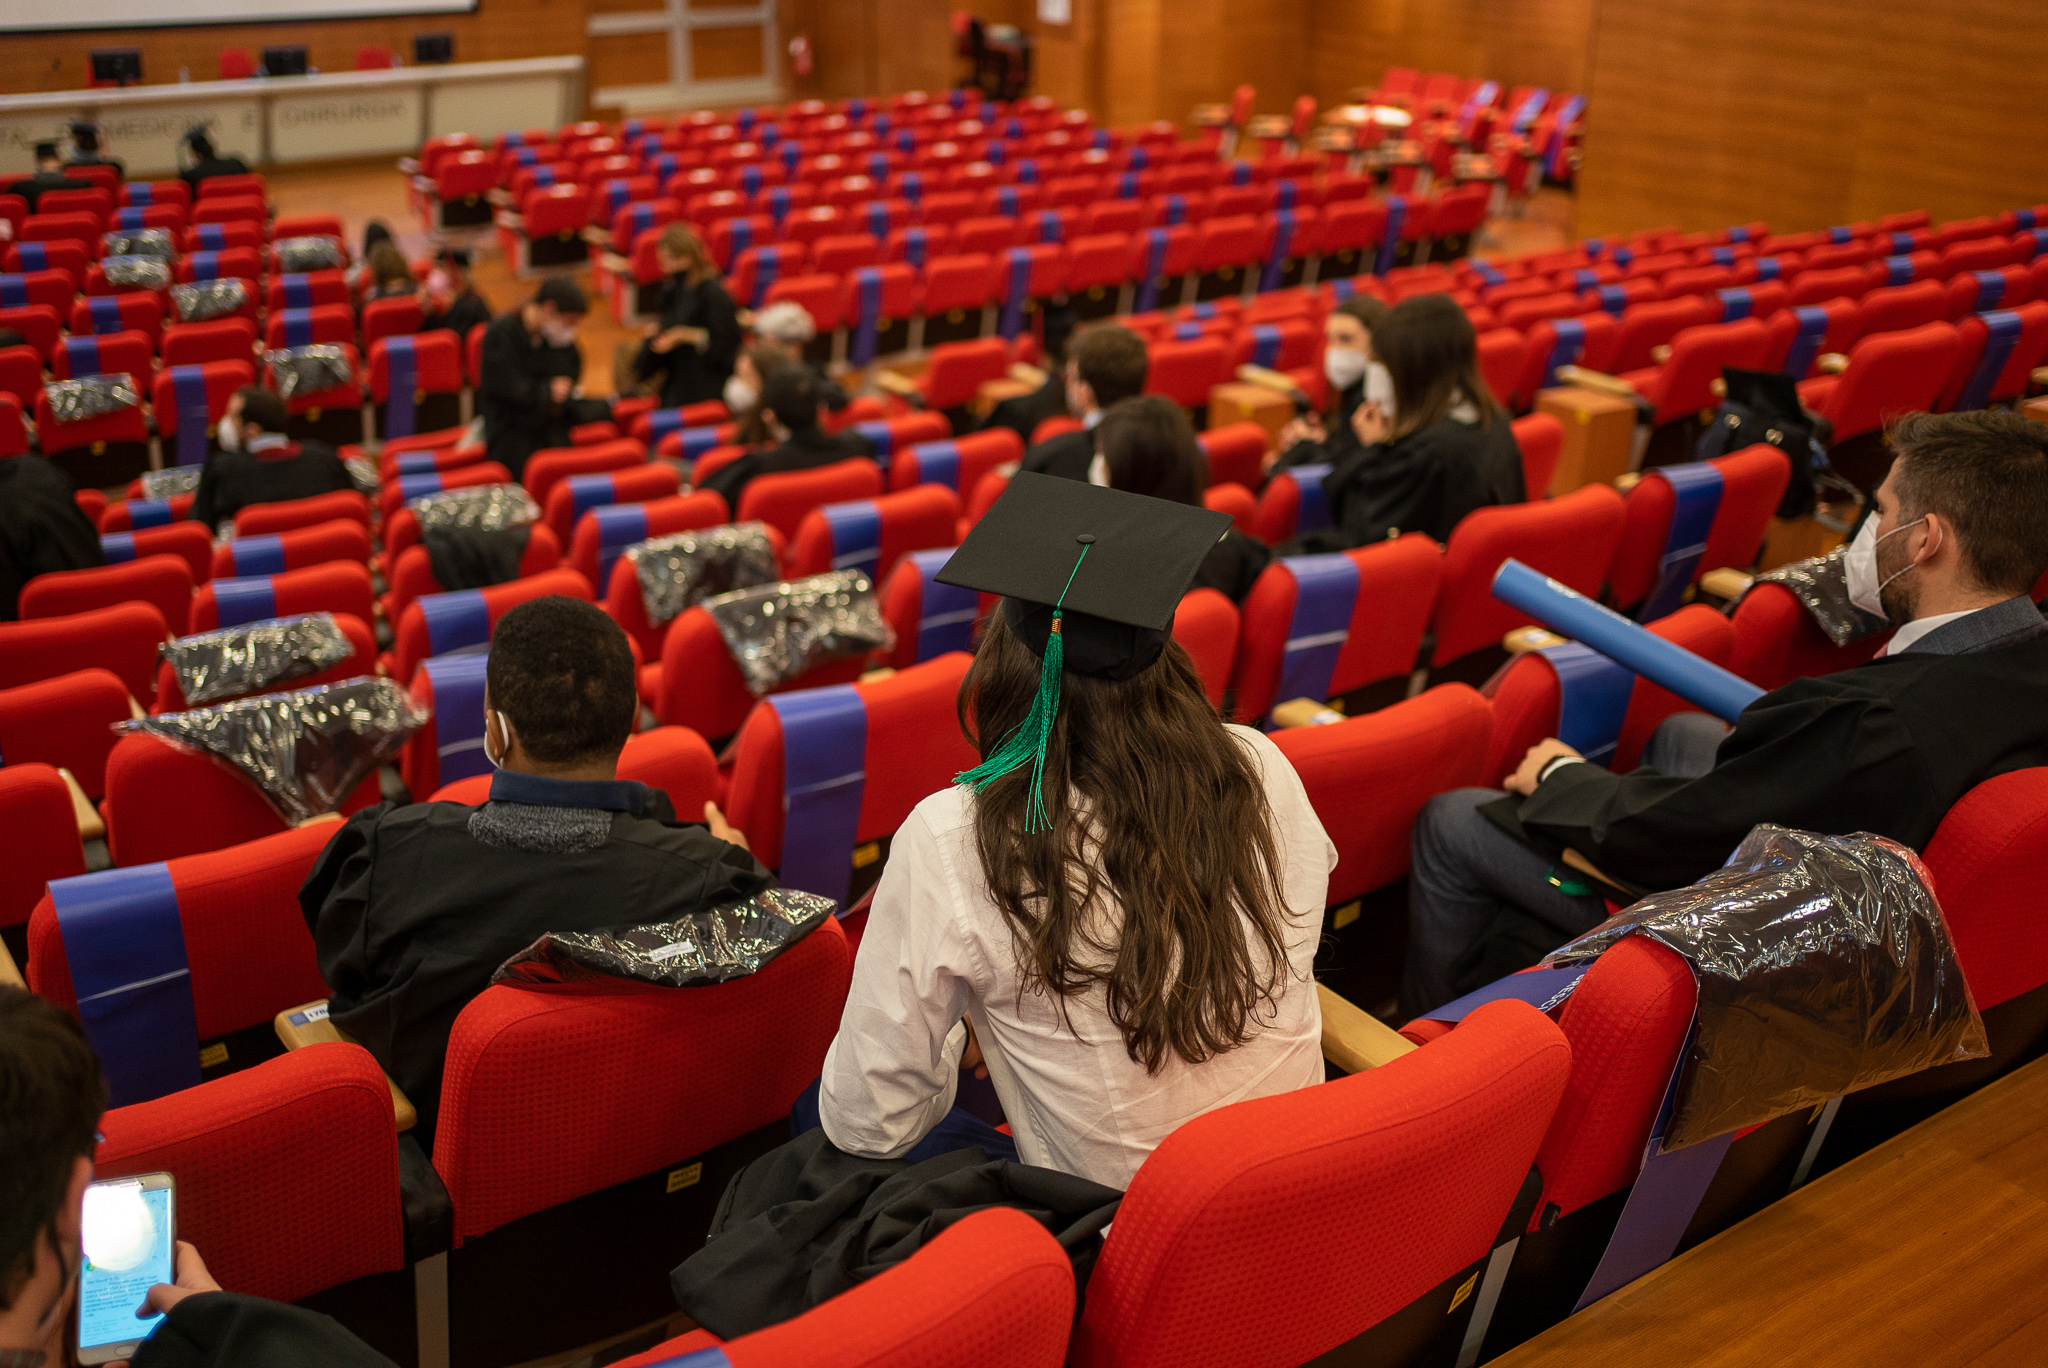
top-left (635, 273), bottom-right (742, 409)
top-left (0, 456), bottom-right (104, 620)
top-left (190, 439), bottom-right (354, 533)
top-left (1271, 378), bottom-right (1368, 474)
top-left (699, 427), bottom-right (876, 517)
top-left (1193, 528), bottom-right (1272, 605)
top-left (181, 155), bottom-right (251, 195)
top-left (1307, 413), bottom-right (1525, 550)
top-left (1508, 597), bottom-right (2048, 895)
top-left (979, 373), bottom-right (1068, 445)
top-left (423, 288), bottom-right (491, 342)
top-left (133, 1293), bottom-right (392, 1368)
top-left (476, 311), bottom-right (582, 479)
top-left (1019, 426), bottom-right (1093, 482)
top-left (300, 774), bottom-right (774, 1142)
top-left (7, 170), bottom-right (93, 213)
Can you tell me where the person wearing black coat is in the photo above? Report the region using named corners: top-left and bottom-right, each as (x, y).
top-left (476, 277), bottom-right (590, 479)
top-left (0, 453), bottom-right (103, 620)
top-left (1269, 294), bottom-right (1390, 476)
top-left (419, 248), bottom-right (492, 341)
top-left (1088, 395), bottom-right (1271, 604)
top-left (1399, 410), bottom-right (2048, 1014)
top-left (189, 387), bottom-right (354, 535)
top-left (5, 141), bottom-right (92, 214)
top-left (633, 223), bottom-right (742, 409)
top-left (1019, 323), bottom-right (1149, 483)
top-left (699, 366), bottom-right (875, 516)
top-left (176, 129), bottom-right (248, 195)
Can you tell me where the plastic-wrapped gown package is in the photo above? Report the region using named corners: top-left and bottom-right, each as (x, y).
top-left (160, 613), bottom-right (356, 707)
top-left (44, 375), bottom-right (140, 424)
top-left (703, 570), bottom-right (894, 696)
top-left (1546, 825), bottom-right (1987, 1148)
top-left (408, 482), bottom-right (540, 533)
top-left (169, 277), bottom-right (250, 323)
top-left (114, 676), bottom-right (426, 825)
top-left (140, 465), bottom-right (205, 500)
top-left (102, 229), bottom-right (176, 261)
top-left (344, 455), bottom-right (380, 495)
top-left (264, 345), bottom-right (355, 400)
top-left (273, 236), bottom-right (345, 272)
top-left (627, 521), bottom-right (779, 629)
top-left (493, 888), bottom-right (837, 989)
top-left (98, 254), bottom-right (173, 290)
top-left (1743, 547), bottom-right (1888, 646)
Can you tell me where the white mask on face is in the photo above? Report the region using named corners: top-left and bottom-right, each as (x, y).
top-left (1324, 346), bottom-right (1369, 392)
top-left (723, 376), bottom-right (759, 412)
top-left (484, 710), bottom-right (513, 768)
top-left (217, 414), bottom-right (241, 452)
top-left (542, 319), bottom-right (579, 347)
top-left (1844, 515), bottom-right (1920, 620)
top-left (1364, 361), bottom-right (1396, 421)
top-left (426, 269), bottom-right (452, 295)
top-left (1087, 452), bottom-right (1111, 487)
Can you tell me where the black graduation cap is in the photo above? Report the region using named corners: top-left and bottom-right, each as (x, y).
top-left (33, 141), bottom-right (59, 161)
top-left (68, 121), bottom-right (101, 153)
top-left (938, 471), bottom-right (1230, 828)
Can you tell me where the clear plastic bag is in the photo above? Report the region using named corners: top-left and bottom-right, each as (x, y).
top-left (1546, 825), bottom-right (1988, 1148)
top-left (139, 466), bottom-right (204, 500)
top-left (408, 483), bottom-right (540, 533)
top-left (159, 613), bottom-right (355, 707)
top-left (627, 521), bottom-right (780, 629)
top-left (169, 277), bottom-right (250, 323)
top-left (703, 570), bottom-right (894, 696)
top-left (101, 228), bottom-right (176, 261)
top-left (44, 375), bottom-right (140, 424)
top-left (265, 344), bottom-right (354, 399)
top-left (492, 888), bottom-right (837, 988)
top-left (98, 255), bottom-right (172, 290)
top-left (344, 455), bottom-right (380, 495)
top-left (115, 676), bottom-right (426, 826)
top-left (273, 236), bottom-right (345, 272)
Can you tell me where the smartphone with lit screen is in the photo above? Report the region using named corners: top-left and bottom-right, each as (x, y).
top-left (75, 1173), bottom-right (175, 1365)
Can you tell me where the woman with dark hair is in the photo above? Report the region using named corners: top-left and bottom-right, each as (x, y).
top-left (1271, 294), bottom-right (1392, 474)
top-left (635, 223), bottom-right (742, 408)
top-left (361, 240), bottom-right (418, 304)
top-left (727, 342), bottom-right (798, 446)
top-left (816, 477), bottom-right (1334, 1187)
top-left (1295, 293), bottom-right (1525, 551)
top-left (1092, 395), bottom-right (1272, 603)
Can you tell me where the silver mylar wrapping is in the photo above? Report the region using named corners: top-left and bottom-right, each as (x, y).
top-left (408, 482), bottom-right (540, 533)
top-left (1743, 547), bottom-right (1888, 646)
top-left (492, 888), bottom-right (836, 988)
top-left (274, 236), bottom-right (345, 272)
top-left (703, 570), bottom-right (894, 696)
top-left (169, 276), bottom-right (250, 323)
top-left (101, 229), bottom-right (176, 261)
top-left (139, 465), bottom-right (205, 500)
top-left (160, 613), bottom-right (356, 707)
top-left (44, 375), bottom-right (140, 424)
top-left (344, 455), bottom-right (380, 495)
top-left (265, 345), bottom-right (354, 400)
top-left (1545, 825), bottom-right (1986, 1150)
top-left (114, 676), bottom-right (426, 825)
top-left (98, 254), bottom-right (173, 290)
top-left (626, 521), bottom-right (779, 629)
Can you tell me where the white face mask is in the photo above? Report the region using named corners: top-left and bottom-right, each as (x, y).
top-left (723, 376), bottom-right (759, 412)
top-left (483, 710), bottom-right (513, 768)
top-left (1324, 346), bottom-right (1369, 392)
top-left (1844, 516), bottom-right (1920, 620)
top-left (1087, 452), bottom-right (1111, 487)
top-left (542, 320), bottom-right (579, 347)
top-left (1364, 361), bottom-right (1397, 419)
top-left (426, 269), bottom-right (452, 295)
top-left (217, 414), bottom-right (241, 452)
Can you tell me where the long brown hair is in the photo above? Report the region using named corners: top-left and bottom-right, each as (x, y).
top-left (960, 610), bottom-right (1295, 1072)
top-left (1375, 293), bottom-right (1502, 439)
top-left (1096, 394), bottom-right (1207, 507)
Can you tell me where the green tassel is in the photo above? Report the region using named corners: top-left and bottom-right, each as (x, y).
top-left (955, 544), bottom-right (1088, 832)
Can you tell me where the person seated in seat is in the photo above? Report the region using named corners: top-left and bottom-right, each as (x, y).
top-left (189, 386), bottom-right (353, 536)
top-left (815, 476), bottom-right (1335, 1187)
top-left (727, 343), bottom-right (798, 446)
top-left (748, 300), bottom-right (849, 414)
top-left (5, 141), bottom-right (92, 214)
top-left (477, 276), bottom-right (608, 479)
top-left (419, 247), bottom-right (490, 341)
top-left (697, 365), bottom-right (875, 515)
top-left (1284, 294), bottom-right (1524, 554)
top-left (62, 121), bottom-right (123, 181)
top-left (1401, 410), bottom-right (2048, 1016)
top-left (1271, 294), bottom-right (1391, 474)
top-left (177, 128), bottom-right (249, 196)
top-left (1019, 324), bottom-right (1149, 482)
top-left (633, 224), bottom-right (742, 410)
top-left (0, 455), bottom-right (105, 621)
top-left (1088, 394), bottom-right (1270, 604)
top-left (358, 240), bottom-right (417, 307)
top-left (302, 597), bottom-right (772, 1144)
top-left (978, 305), bottom-right (1077, 444)
top-left (0, 986), bottom-right (388, 1366)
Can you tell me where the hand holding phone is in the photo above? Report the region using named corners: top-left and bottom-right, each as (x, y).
top-left (75, 1174), bottom-right (174, 1365)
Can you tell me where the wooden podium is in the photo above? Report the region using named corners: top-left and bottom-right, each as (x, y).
top-left (1208, 381), bottom-right (1297, 449)
top-left (1534, 387), bottom-right (1638, 495)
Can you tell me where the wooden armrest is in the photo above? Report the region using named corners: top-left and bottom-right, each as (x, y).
top-left (1613, 470), bottom-right (1643, 494)
top-left (1235, 363), bottom-right (1301, 394)
top-left (58, 768), bottom-right (104, 842)
top-left (1318, 983), bottom-right (1418, 1073)
top-left (1650, 344), bottom-right (1672, 364)
top-left (1007, 362), bottom-right (1048, 388)
top-left (0, 935), bottom-right (23, 990)
top-left (1504, 626), bottom-right (1566, 654)
top-left (1698, 567), bottom-right (1754, 601)
top-left (1554, 365), bottom-right (1638, 398)
top-left (1270, 697), bottom-right (1346, 728)
top-left (275, 1000), bottom-right (417, 1132)
top-left (598, 252), bottom-right (632, 275)
top-left (2031, 366), bottom-right (2048, 386)
top-left (1562, 848), bottom-right (1636, 903)
top-left (127, 693), bottom-right (146, 721)
top-left (295, 811), bottom-right (345, 829)
top-left (1817, 352), bottom-right (1849, 374)
top-left (872, 369), bottom-right (921, 398)
top-left (580, 226), bottom-right (610, 246)
top-left (858, 666), bottom-right (897, 683)
top-left (1710, 376), bottom-right (1728, 400)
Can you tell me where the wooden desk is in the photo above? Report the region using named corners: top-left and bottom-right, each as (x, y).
top-left (1490, 1055), bottom-right (2048, 1367)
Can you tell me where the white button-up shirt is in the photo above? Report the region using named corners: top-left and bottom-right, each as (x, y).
top-left (819, 725), bottom-right (1336, 1189)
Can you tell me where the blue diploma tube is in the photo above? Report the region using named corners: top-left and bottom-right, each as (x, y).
top-left (1490, 559), bottom-right (1766, 723)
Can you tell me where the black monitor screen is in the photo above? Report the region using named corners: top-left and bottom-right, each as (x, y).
top-left (261, 46), bottom-right (310, 78)
top-left (414, 33), bottom-right (454, 64)
top-left (89, 48), bottom-right (143, 86)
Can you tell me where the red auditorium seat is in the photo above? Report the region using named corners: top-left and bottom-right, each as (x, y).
top-left (1512, 412), bottom-right (1565, 497)
top-left (0, 765), bottom-right (86, 932)
top-left (1606, 447), bottom-right (1791, 617)
top-left (1428, 483), bottom-right (1627, 672)
top-left (211, 519), bottom-right (371, 579)
top-left (784, 485), bottom-right (961, 583)
top-left (21, 556), bottom-right (194, 633)
top-left (644, 590), bottom-right (873, 740)
top-left (102, 732), bottom-right (382, 866)
top-left (152, 360), bottom-right (253, 466)
top-left (154, 614), bottom-right (377, 714)
top-left (235, 490), bottom-right (373, 538)
top-left (0, 602), bottom-right (170, 705)
top-left (1610, 297), bottom-right (1718, 374)
top-left (368, 331), bottom-right (464, 439)
top-left (1726, 579), bottom-right (1887, 690)
top-left (1937, 301), bottom-right (2048, 411)
top-left (1170, 588), bottom-right (1240, 710)
top-left (188, 560), bottom-right (378, 635)
top-left (100, 521), bottom-right (215, 586)
top-left (918, 253), bottom-right (999, 345)
top-left (0, 667), bottom-right (133, 799)
top-left (387, 567), bottom-right (594, 685)
top-left (265, 272), bottom-right (352, 311)
top-left (429, 725), bottom-right (720, 812)
top-left (264, 304), bottom-right (356, 351)
top-left (523, 439), bottom-right (647, 509)
top-left (1798, 320), bottom-right (1960, 491)
top-left (0, 304), bottom-right (62, 363)
top-left (382, 524), bottom-right (564, 628)
top-left (1066, 999), bottom-right (1569, 1368)
top-left (614, 1208), bottom-right (1074, 1368)
top-left (1198, 423), bottom-right (1268, 491)
top-left (1230, 534), bottom-right (1444, 724)
top-left (543, 464), bottom-right (682, 544)
top-left (162, 317), bottom-right (262, 369)
top-left (1145, 336), bottom-right (1230, 414)
top-left (1619, 317), bottom-right (1772, 432)
top-left (737, 458), bottom-right (887, 543)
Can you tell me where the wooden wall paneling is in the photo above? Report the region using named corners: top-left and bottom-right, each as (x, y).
top-left (588, 31), bottom-right (673, 92)
top-left (871, 0), bottom-right (966, 99)
top-left (1023, 0), bottom-right (1100, 114)
top-left (1306, 0), bottom-right (1592, 114)
top-left (777, 0), bottom-right (877, 100)
top-left (1098, 0), bottom-right (1164, 128)
top-left (690, 25), bottom-right (767, 82)
top-left (0, 0), bottom-right (589, 97)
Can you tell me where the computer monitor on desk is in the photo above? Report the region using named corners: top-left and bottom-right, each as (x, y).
top-left (89, 48), bottom-right (143, 87)
top-left (261, 45), bottom-right (310, 77)
top-left (414, 33), bottom-right (454, 64)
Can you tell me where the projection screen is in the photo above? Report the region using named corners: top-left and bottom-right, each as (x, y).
top-left (4, 0), bottom-right (476, 33)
